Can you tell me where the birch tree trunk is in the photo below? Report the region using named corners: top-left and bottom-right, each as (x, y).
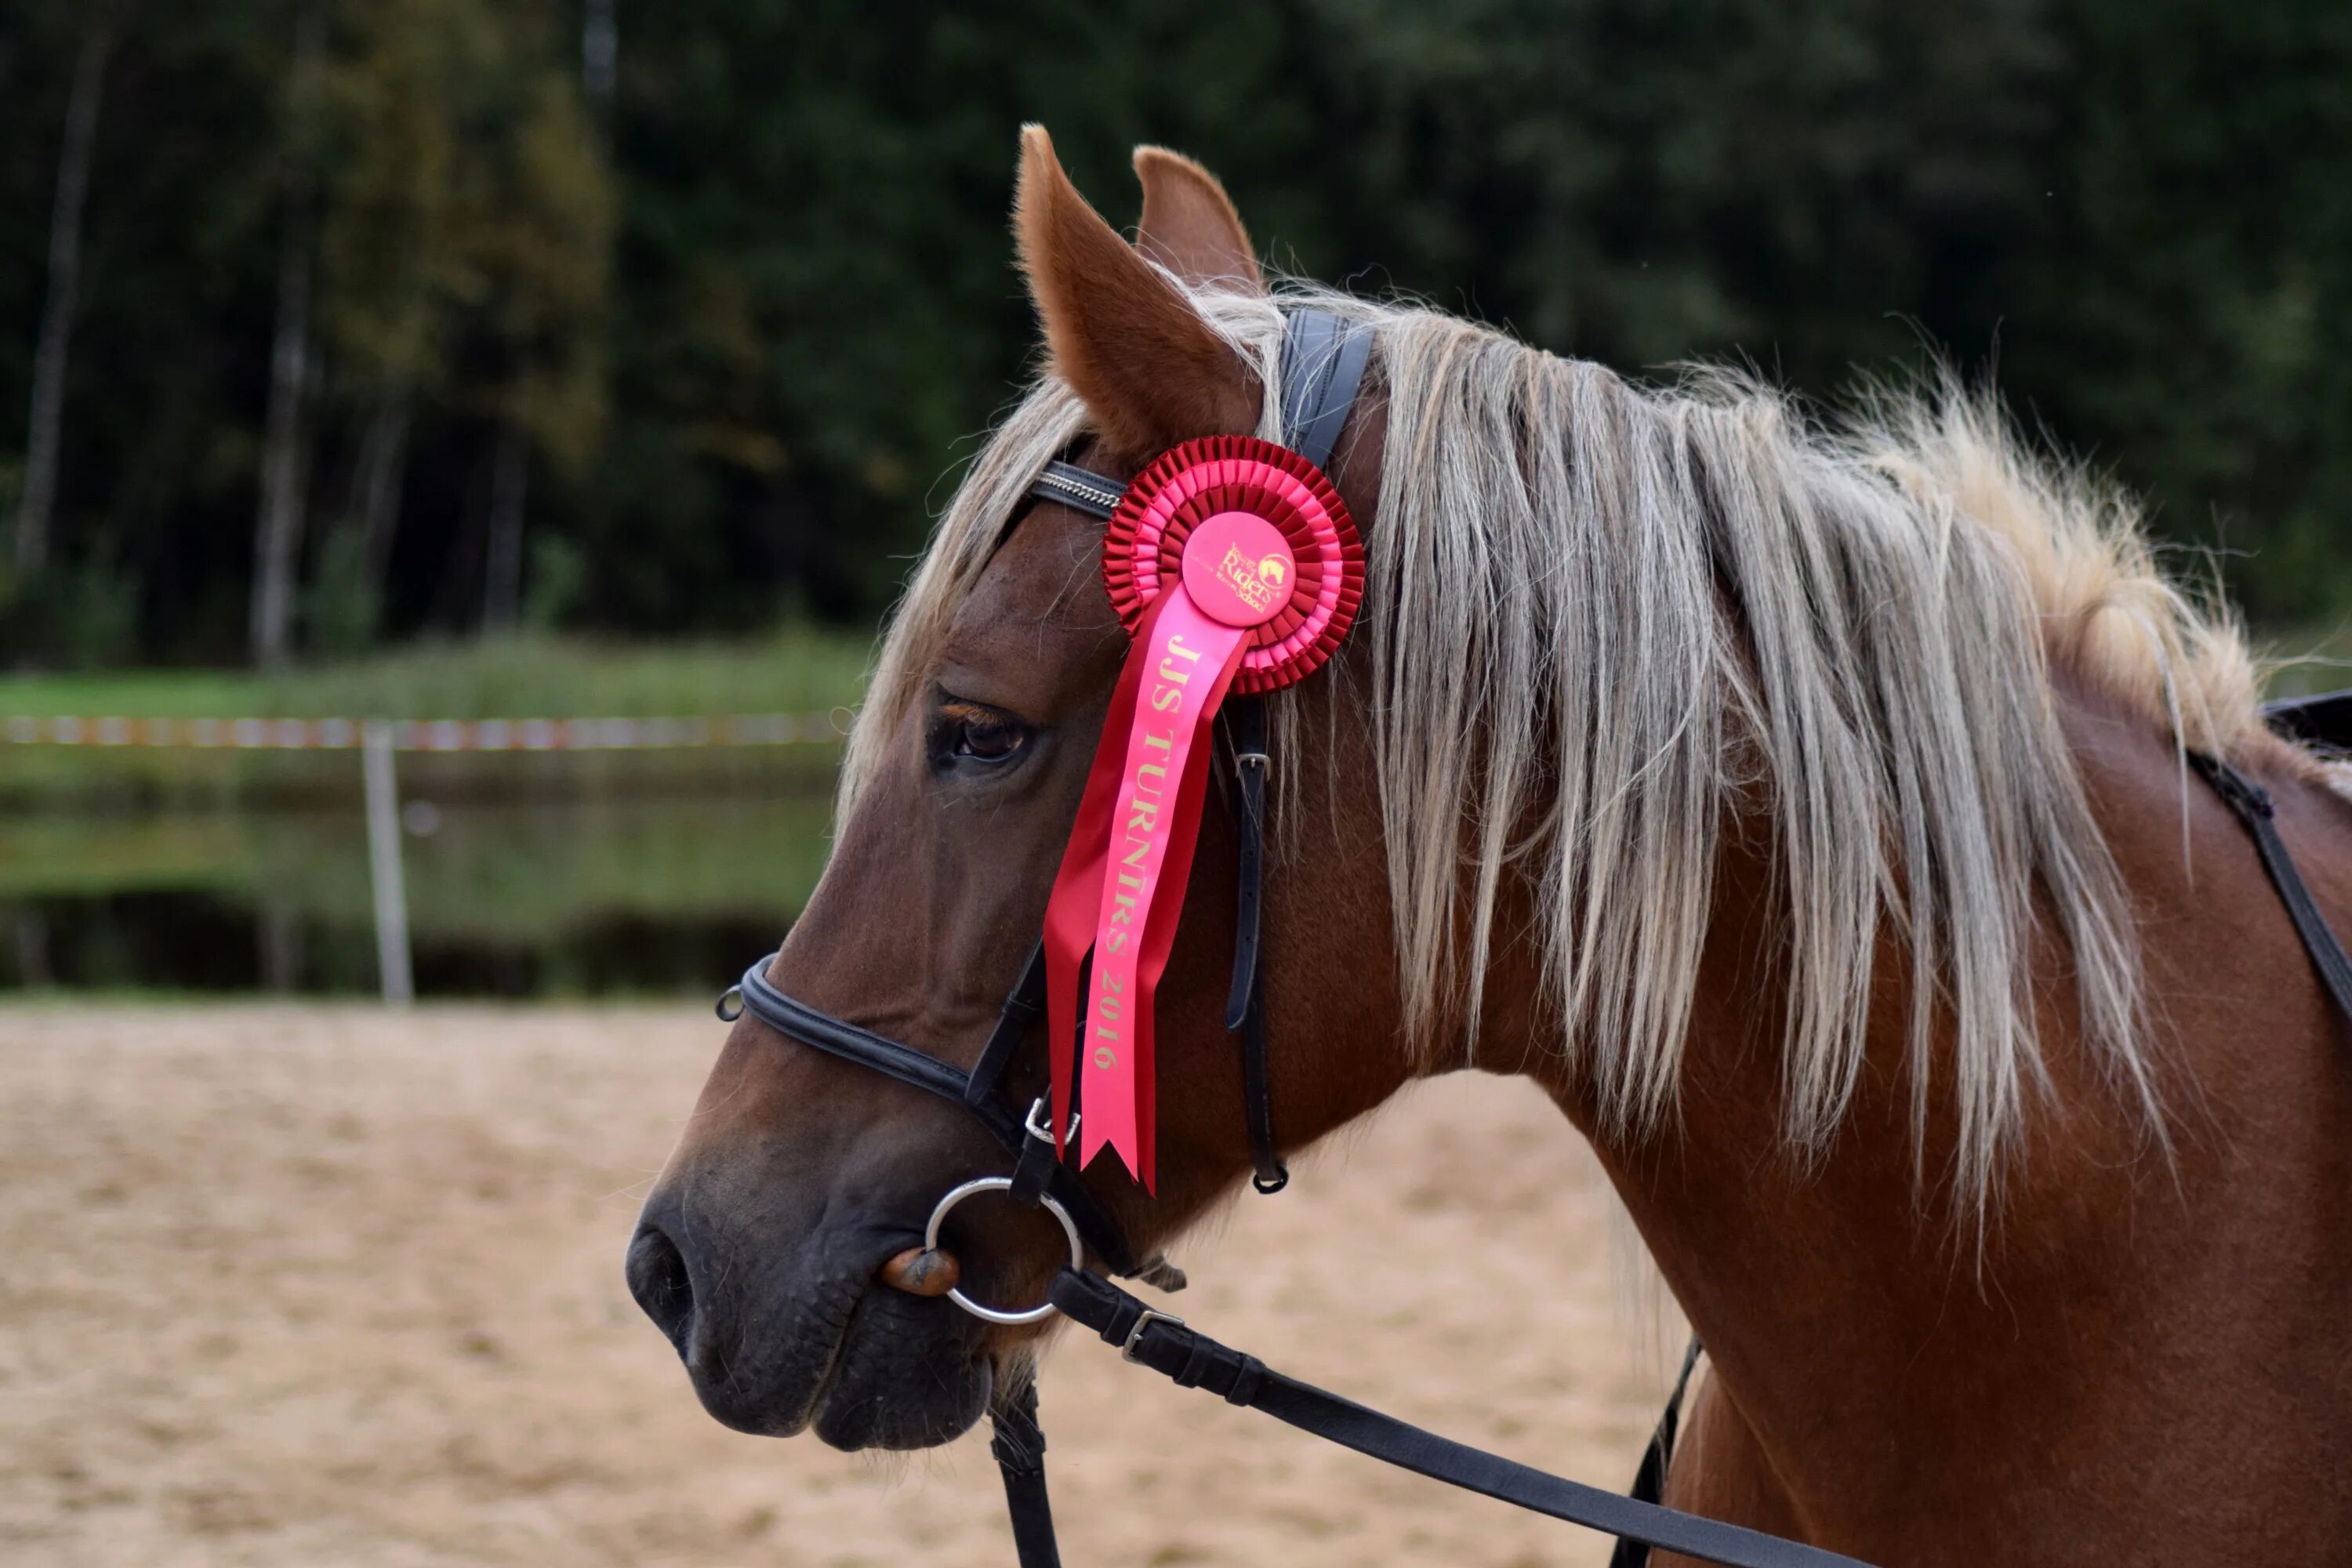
top-left (14, 30), bottom-right (112, 580)
top-left (249, 8), bottom-right (324, 667)
top-left (482, 423), bottom-right (529, 632)
top-left (350, 382), bottom-right (412, 599)
top-left (249, 206), bottom-right (314, 665)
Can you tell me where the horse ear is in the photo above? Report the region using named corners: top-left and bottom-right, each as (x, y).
top-left (1134, 146), bottom-right (1263, 294)
top-left (1014, 125), bottom-right (1259, 460)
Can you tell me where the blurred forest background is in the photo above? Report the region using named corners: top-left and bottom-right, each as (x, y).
top-left (3, 0), bottom-right (2349, 675)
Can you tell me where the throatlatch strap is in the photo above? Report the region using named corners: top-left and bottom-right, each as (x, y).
top-left (1235, 991), bottom-right (1284, 1194)
top-left (1201, 307), bottom-right (1368, 1191)
top-left (1221, 696), bottom-right (1287, 1192)
top-left (989, 1381), bottom-right (1061, 1568)
top-left (2189, 751), bottom-right (2352, 1024)
top-left (1610, 1336), bottom-right (1706, 1568)
top-left (1223, 698), bottom-right (1269, 1024)
top-left (1048, 1271), bottom-right (1871, 1568)
top-left (1279, 310), bottom-right (1374, 475)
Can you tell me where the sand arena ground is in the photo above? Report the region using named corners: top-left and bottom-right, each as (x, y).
top-left (2, 1004), bottom-right (1687, 1567)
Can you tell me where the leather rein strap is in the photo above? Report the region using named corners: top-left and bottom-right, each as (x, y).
top-left (2190, 742), bottom-right (2352, 1020)
top-left (1052, 1269), bottom-right (1867, 1568)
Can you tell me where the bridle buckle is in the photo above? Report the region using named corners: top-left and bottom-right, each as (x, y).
top-left (1120, 1306), bottom-right (1185, 1363)
top-left (1023, 1094), bottom-right (1079, 1146)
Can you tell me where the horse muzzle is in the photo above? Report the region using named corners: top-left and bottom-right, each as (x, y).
top-left (626, 1172), bottom-right (998, 1450)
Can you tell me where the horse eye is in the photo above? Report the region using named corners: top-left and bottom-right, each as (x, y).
top-left (949, 709), bottom-right (1028, 763)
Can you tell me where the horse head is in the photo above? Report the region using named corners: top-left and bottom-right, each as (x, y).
top-left (626, 129), bottom-right (1424, 1449)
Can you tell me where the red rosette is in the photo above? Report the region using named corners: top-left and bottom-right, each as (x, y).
top-left (1100, 435), bottom-right (1363, 695)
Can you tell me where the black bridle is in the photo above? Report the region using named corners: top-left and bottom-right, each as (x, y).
top-left (719, 307), bottom-right (2352, 1568)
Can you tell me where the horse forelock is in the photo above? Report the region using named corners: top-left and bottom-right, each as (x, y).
top-left (848, 275), bottom-right (2293, 1224)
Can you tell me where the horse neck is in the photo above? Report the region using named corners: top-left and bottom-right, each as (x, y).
top-left (1503, 674), bottom-right (2352, 1553)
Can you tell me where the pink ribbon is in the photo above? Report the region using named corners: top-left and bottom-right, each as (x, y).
top-left (1042, 593), bottom-right (1247, 1189)
top-left (1043, 510), bottom-right (1294, 1189)
top-left (1081, 593), bottom-right (1248, 1183)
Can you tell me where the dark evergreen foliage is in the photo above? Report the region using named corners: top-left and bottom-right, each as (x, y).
top-left (2, 0), bottom-right (2345, 663)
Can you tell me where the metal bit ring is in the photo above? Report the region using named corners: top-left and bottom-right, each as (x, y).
top-left (922, 1176), bottom-right (1083, 1326)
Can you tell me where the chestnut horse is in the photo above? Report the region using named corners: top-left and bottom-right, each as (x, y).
top-left (628, 128), bottom-right (2352, 1564)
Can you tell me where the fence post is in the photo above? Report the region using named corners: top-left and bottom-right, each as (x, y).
top-left (361, 719), bottom-right (414, 1005)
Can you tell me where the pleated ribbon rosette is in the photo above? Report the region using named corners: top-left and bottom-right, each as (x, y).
top-left (1042, 436), bottom-right (1363, 1188)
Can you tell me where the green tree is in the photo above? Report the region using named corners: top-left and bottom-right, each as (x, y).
top-left (12, 23), bottom-right (112, 586)
top-left (314, 0), bottom-right (613, 644)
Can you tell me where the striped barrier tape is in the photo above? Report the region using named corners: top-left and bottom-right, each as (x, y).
top-left (0, 713), bottom-right (847, 750)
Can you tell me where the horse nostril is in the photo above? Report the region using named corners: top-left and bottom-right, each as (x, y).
top-left (626, 1221), bottom-right (697, 1353)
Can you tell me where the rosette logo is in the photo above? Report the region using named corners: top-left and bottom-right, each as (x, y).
top-left (1217, 543), bottom-right (1289, 617)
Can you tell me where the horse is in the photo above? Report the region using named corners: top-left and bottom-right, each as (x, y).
top-left (627, 127), bottom-right (2352, 1564)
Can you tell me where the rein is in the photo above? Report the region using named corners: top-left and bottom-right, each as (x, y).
top-left (718, 307), bottom-right (2352, 1568)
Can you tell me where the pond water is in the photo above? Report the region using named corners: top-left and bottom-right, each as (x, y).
top-left (0, 793), bottom-right (833, 997)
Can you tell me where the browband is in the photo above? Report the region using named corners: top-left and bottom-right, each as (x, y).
top-left (1030, 461), bottom-right (1123, 521)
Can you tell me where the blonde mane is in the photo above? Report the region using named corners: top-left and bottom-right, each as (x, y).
top-left (844, 284), bottom-right (2284, 1215)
